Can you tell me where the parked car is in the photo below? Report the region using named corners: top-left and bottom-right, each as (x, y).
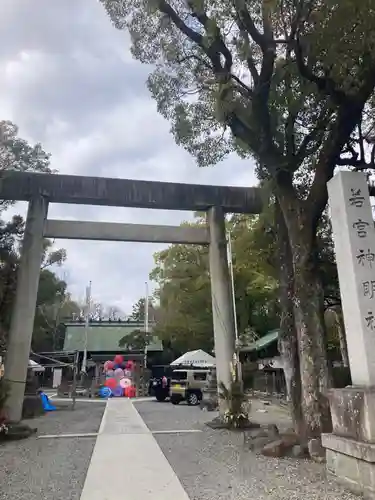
top-left (169, 368), bottom-right (209, 406)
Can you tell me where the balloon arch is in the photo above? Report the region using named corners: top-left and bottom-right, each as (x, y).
top-left (98, 355), bottom-right (136, 399)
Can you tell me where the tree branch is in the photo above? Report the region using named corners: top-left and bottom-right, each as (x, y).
top-left (231, 73), bottom-right (253, 97)
top-left (358, 120), bottom-right (366, 162)
top-left (307, 102), bottom-right (368, 228)
top-left (294, 37), bottom-right (348, 105)
top-left (186, 0), bottom-right (233, 74)
top-left (236, 24), bottom-right (259, 84)
top-left (160, 0), bottom-right (234, 80)
top-left (158, 1), bottom-right (204, 47)
top-left (295, 104), bottom-right (332, 166)
top-left (336, 143), bottom-right (375, 171)
top-left (233, 0), bottom-right (276, 150)
top-left (233, 0), bottom-right (268, 49)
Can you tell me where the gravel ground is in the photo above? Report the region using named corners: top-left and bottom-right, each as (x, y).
top-left (0, 401), bottom-right (105, 500)
top-left (135, 400), bottom-right (361, 500)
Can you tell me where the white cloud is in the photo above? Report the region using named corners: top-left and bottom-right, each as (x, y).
top-left (0, 0), bottom-right (257, 314)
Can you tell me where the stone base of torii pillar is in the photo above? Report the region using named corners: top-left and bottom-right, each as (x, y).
top-left (324, 171), bottom-right (375, 497)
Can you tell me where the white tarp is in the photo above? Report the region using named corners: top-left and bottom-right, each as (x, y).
top-left (28, 359), bottom-right (45, 372)
top-left (52, 368), bottom-right (62, 387)
top-left (170, 349), bottom-right (216, 368)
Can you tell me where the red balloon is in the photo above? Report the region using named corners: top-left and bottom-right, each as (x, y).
top-left (104, 378), bottom-right (117, 390)
top-left (125, 360), bottom-right (135, 371)
top-left (124, 385), bottom-right (136, 398)
top-left (114, 355), bottom-right (124, 365)
top-left (125, 385), bottom-right (136, 398)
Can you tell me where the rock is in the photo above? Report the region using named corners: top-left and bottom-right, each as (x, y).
top-left (308, 438), bottom-right (326, 463)
top-left (261, 439), bottom-right (285, 457)
top-left (248, 436), bottom-right (275, 451)
top-left (281, 431), bottom-right (299, 448)
top-left (243, 428), bottom-right (266, 447)
top-left (266, 424), bottom-right (279, 438)
top-left (244, 427), bottom-right (268, 440)
top-left (284, 427), bottom-right (297, 436)
top-left (244, 425), bottom-right (280, 451)
top-left (206, 417), bottom-right (229, 430)
top-left (292, 444), bottom-right (308, 458)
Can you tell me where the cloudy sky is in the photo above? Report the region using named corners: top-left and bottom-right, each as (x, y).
top-left (0, 0), bottom-right (257, 314)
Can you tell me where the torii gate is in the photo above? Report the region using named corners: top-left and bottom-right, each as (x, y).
top-left (0, 171), bottom-right (262, 421)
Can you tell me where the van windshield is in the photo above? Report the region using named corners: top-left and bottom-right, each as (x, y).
top-left (171, 371), bottom-right (187, 381)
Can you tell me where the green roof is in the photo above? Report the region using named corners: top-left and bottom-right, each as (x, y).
top-left (63, 321), bottom-right (163, 352)
top-left (240, 329), bottom-right (279, 353)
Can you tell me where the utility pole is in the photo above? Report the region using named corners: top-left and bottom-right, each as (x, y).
top-left (227, 231), bottom-right (242, 382)
top-left (81, 281), bottom-right (91, 375)
top-left (144, 281), bottom-right (149, 368)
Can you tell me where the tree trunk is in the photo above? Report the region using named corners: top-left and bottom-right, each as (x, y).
top-left (274, 201), bottom-right (304, 437)
top-left (277, 185), bottom-right (332, 438)
top-left (290, 222), bottom-right (333, 437)
top-left (335, 307), bottom-right (349, 368)
top-left (293, 267), bottom-right (333, 437)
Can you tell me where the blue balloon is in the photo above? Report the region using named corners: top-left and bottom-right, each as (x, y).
top-left (112, 386), bottom-right (123, 397)
top-left (99, 386), bottom-right (112, 399)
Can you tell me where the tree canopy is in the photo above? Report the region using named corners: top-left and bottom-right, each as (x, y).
top-left (118, 328), bottom-right (153, 350)
top-left (0, 120), bottom-right (78, 352)
top-left (0, 222), bottom-right (78, 352)
top-left (150, 215), bottom-right (280, 353)
top-left (150, 212), bottom-right (342, 353)
top-left (101, 0), bottom-right (375, 185)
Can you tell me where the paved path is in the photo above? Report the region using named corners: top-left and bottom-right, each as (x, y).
top-left (79, 399), bottom-right (190, 500)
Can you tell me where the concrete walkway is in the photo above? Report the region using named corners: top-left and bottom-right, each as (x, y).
top-left (79, 399), bottom-right (190, 500)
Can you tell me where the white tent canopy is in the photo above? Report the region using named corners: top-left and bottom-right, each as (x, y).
top-left (170, 349), bottom-right (216, 368)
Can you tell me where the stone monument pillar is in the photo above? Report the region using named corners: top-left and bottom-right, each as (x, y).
top-left (324, 171), bottom-right (375, 497)
top-left (4, 196), bottom-right (48, 422)
top-left (207, 206), bottom-right (235, 408)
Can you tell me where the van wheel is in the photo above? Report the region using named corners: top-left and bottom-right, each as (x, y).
top-left (171, 396), bottom-right (180, 405)
top-left (187, 392), bottom-right (200, 406)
